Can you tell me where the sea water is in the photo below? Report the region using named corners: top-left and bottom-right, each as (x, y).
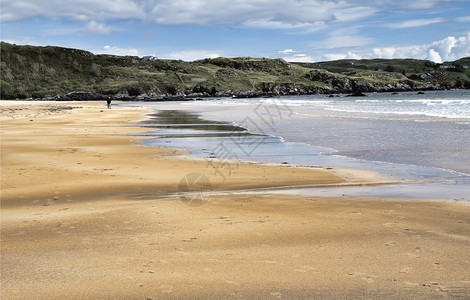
top-left (122, 90), bottom-right (470, 201)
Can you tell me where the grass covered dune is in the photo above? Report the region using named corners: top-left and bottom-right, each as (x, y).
top-left (1, 101), bottom-right (470, 299)
top-left (1, 42), bottom-right (469, 100)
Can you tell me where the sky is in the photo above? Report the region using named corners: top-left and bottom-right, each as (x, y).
top-left (1, 0), bottom-right (470, 63)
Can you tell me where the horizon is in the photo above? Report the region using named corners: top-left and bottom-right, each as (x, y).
top-left (1, 1), bottom-right (470, 63)
top-left (2, 40), bottom-right (469, 64)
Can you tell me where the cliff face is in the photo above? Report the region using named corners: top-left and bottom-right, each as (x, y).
top-left (1, 42), bottom-right (469, 100)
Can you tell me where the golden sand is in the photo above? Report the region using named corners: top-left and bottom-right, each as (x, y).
top-left (1, 101), bottom-right (469, 299)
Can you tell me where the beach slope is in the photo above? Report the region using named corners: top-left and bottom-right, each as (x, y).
top-left (1, 101), bottom-right (469, 299)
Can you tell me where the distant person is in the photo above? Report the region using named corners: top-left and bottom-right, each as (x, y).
top-left (107, 97), bottom-right (112, 109)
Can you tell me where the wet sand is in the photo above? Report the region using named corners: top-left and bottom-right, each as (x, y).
top-left (1, 101), bottom-right (470, 299)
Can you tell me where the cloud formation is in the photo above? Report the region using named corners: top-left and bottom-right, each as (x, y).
top-left (99, 45), bottom-right (139, 56)
top-left (371, 34), bottom-right (470, 63)
top-left (282, 53), bottom-right (315, 63)
top-left (387, 18), bottom-right (444, 29)
top-left (0, 0), bottom-right (448, 28)
top-left (281, 33), bottom-right (470, 63)
top-left (0, 0), bottom-right (370, 31)
top-left (85, 21), bottom-right (115, 34)
top-left (426, 34), bottom-right (470, 62)
top-left (164, 50), bottom-right (222, 61)
top-left (144, 0), bottom-right (377, 29)
top-left (2, 0), bottom-right (468, 62)
top-left (321, 27), bottom-right (374, 49)
top-left (1, 0), bottom-right (144, 23)
top-left (278, 49), bottom-right (295, 55)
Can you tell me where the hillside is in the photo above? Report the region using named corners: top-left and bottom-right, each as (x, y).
top-left (1, 42), bottom-right (469, 100)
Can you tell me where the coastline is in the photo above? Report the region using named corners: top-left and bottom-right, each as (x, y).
top-left (130, 94), bottom-right (470, 202)
top-left (2, 101), bottom-right (470, 299)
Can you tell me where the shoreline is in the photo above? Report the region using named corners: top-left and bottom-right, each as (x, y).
top-left (132, 101), bottom-right (470, 202)
top-left (2, 101), bottom-right (470, 299)
top-left (8, 88), bottom-right (470, 103)
top-left (1, 101), bottom-right (356, 203)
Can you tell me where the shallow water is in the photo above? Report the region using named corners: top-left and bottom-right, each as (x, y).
top-left (190, 91), bottom-right (470, 175)
top-left (122, 90), bottom-right (470, 201)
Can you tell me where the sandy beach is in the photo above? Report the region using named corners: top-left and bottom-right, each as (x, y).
top-left (1, 101), bottom-right (470, 299)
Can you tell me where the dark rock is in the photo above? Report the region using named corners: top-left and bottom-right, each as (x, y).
top-left (347, 91), bottom-right (367, 97)
top-left (46, 91), bottom-right (108, 101)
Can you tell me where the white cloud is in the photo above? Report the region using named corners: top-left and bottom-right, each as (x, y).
top-left (427, 49), bottom-right (442, 63)
top-left (1, 0), bottom-right (144, 23)
top-left (0, 0), bottom-right (375, 31)
top-left (370, 34), bottom-right (470, 63)
top-left (376, 33), bottom-right (470, 62)
top-left (243, 19), bottom-right (325, 31)
top-left (280, 33), bottom-right (470, 63)
top-left (401, 0), bottom-right (439, 9)
top-left (281, 50), bottom-right (365, 63)
top-left (282, 53), bottom-right (314, 63)
top-left (322, 52), bottom-right (363, 61)
top-left (427, 34), bottom-right (470, 62)
top-left (372, 46), bottom-right (420, 59)
top-left (320, 53), bottom-right (347, 61)
top-left (147, 0), bottom-right (345, 30)
top-left (387, 18), bottom-right (444, 29)
top-left (97, 45), bottom-right (139, 56)
top-left (163, 50), bottom-right (222, 61)
top-left (1, 0), bottom-right (460, 40)
top-left (322, 34), bottom-right (374, 49)
top-left (3, 0), bottom-right (468, 65)
top-left (0, 1), bottom-right (42, 22)
top-left (456, 16), bottom-right (470, 22)
top-left (1, 0), bottom-right (458, 30)
top-left (85, 21), bottom-right (115, 34)
top-left (333, 6), bottom-right (377, 22)
top-left (321, 27), bottom-right (374, 49)
top-left (278, 49), bottom-right (295, 54)
top-left (367, 0), bottom-right (445, 10)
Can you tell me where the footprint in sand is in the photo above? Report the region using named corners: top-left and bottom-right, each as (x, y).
top-left (402, 228), bottom-right (421, 239)
top-left (384, 240), bottom-right (397, 246)
top-left (399, 266), bottom-right (412, 274)
top-left (433, 262), bottom-right (442, 270)
top-left (404, 281), bottom-right (419, 286)
top-left (294, 266), bottom-right (318, 273)
top-left (347, 272), bottom-right (377, 283)
top-left (405, 252), bottom-right (422, 259)
top-left (361, 276), bottom-right (375, 283)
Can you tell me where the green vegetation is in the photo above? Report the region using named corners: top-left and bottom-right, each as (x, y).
top-left (1, 42), bottom-right (469, 100)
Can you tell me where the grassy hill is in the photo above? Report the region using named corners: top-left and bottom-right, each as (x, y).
top-left (1, 42), bottom-right (469, 100)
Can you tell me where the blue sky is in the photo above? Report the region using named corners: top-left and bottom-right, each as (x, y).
top-left (1, 0), bottom-right (470, 62)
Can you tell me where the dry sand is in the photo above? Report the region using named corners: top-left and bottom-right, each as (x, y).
top-left (1, 101), bottom-right (470, 299)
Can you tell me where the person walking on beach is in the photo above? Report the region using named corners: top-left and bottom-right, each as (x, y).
top-left (107, 97), bottom-right (112, 109)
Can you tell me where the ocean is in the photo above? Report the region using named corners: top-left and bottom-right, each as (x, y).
top-left (123, 90), bottom-right (470, 201)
